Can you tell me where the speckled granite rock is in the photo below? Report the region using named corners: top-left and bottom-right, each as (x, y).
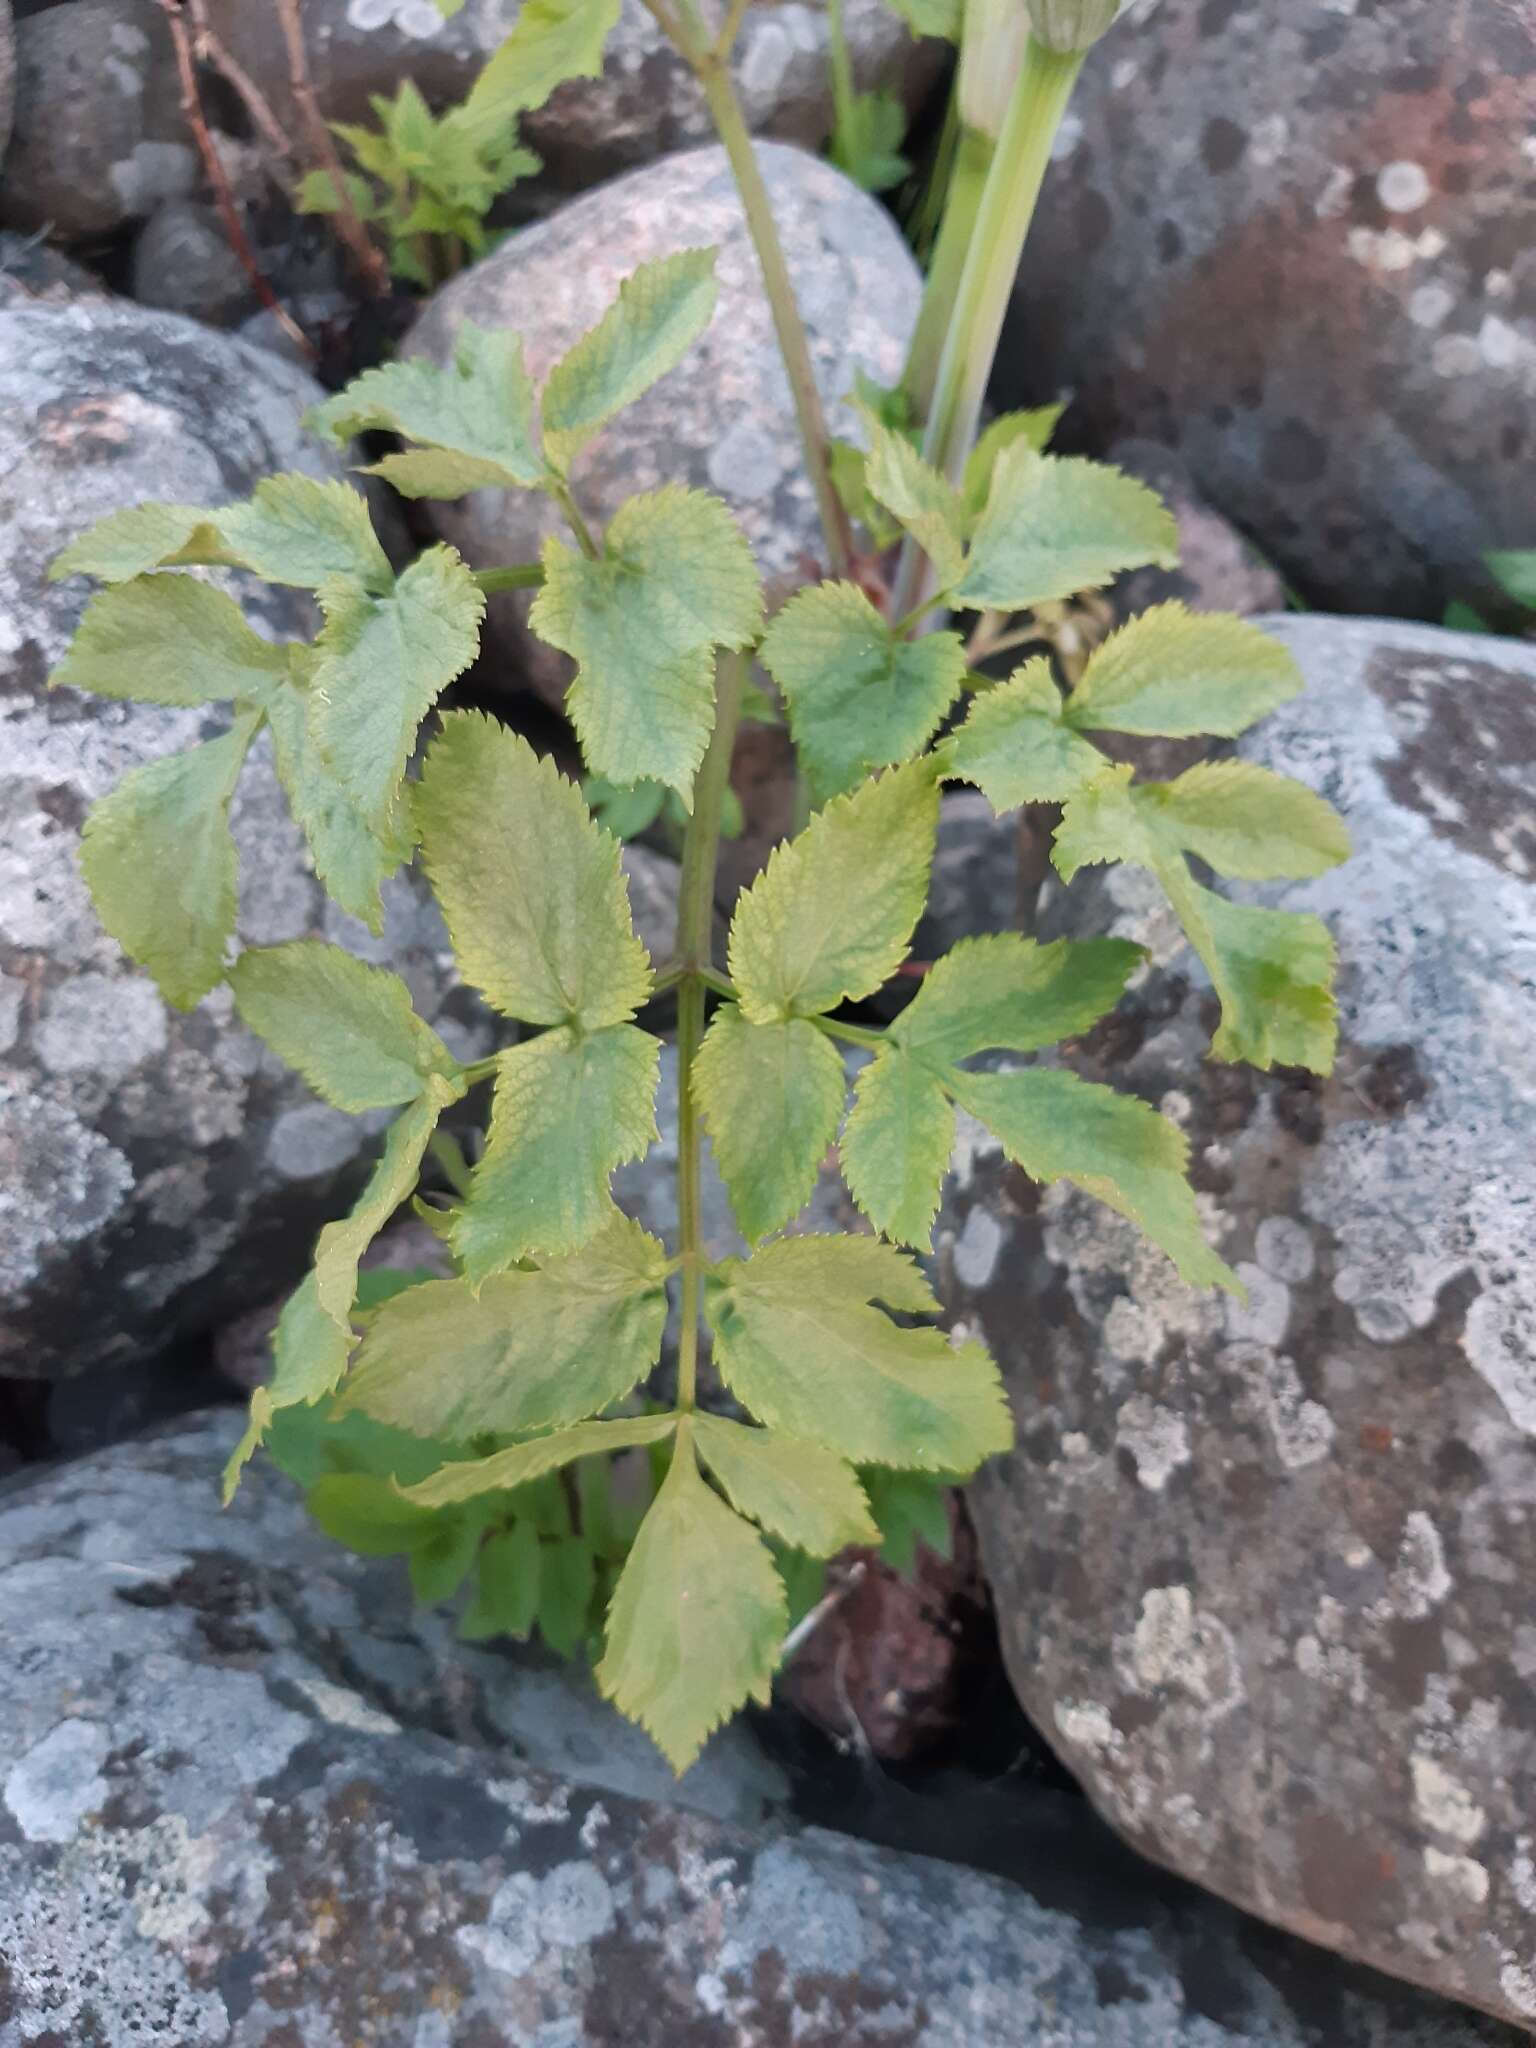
top-left (0, 227), bottom-right (105, 306)
top-left (0, 0), bottom-right (195, 238)
top-left (998, 1), bottom-right (1536, 620)
top-left (0, 297), bottom-right (494, 1381)
top-left (409, 141), bottom-right (922, 695)
top-left (204, 0), bottom-right (940, 199)
top-left (945, 616), bottom-right (1536, 2027)
top-left (0, 1412), bottom-right (1521, 2048)
top-left (130, 199), bottom-right (254, 327)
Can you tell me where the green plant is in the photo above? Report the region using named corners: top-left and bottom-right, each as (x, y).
top-left (47, 0), bottom-right (1348, 1773)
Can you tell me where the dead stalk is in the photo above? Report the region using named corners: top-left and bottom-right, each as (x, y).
top-left (273, 0), bottom-right (391, 298)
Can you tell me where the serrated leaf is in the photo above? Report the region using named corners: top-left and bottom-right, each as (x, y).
top-left (460, 1521), bottom-right (542, 1642)
top-left (463, 0), bottom-right (621, 127)
top-left (216, 474), bottom-right (394, 593)
top-left (541, 250), bottom-right (719, 470)
top-left (760, 581), bottom-right (967, 802)
top-left (729, 761), bottom-right (940, 1025)
top-left (840, 1044), bottom-right (953, 1248)
top-left (343, 1214), bottom-right (671, 1441)
top-left (596, 1429), bottom-right (787, 1772)
top-left (693, 1414), bottom-right (878, 1557)
top-left (956, 446), bottom-right (1179, 612)
top-left (962, 406), bottom-right (1065, 526)
top-left (50, 503), bottom-right (230, 584)
top-left (862, 1467), bottom-right (954, 1575)
top-left (1488, 548), bottom-right (1536, 609)
top-left (313, 1075), bottom-right (463, 1332)
top-left (453, 1024), bottom-right (660, 1283)
top-left (415, 711), bottom-right (653, 1026)
top-left (893, 931), bottom-right (1140, 1065)
top-left (404, 1413), bottom-right (679, 1508)
top-left (706, 1236), bottom-right (1011, 1472)
top-left (1065, 604), bottom-right (1303, 738)
top-left (693, 1007), bottom-right (847, 1243)
top-left (531, 487), bottom-right (761, 801)
top-left (408, 1512), bottom-right (484, 1606)
top-left (538, 1535), bottom-right (597, 1657)
top-left (79, 711), bottom-right (259, 1009)
top-left (948, 1065), bottom-right (1236, 1290)
top-left (50, 575), bottom-right (287, 708)
top-left (229, 941), bottom-right (460, 1112)
top-left (309, 544), bottom-right (484, 833)
top-left (938, 657), bottom-right (1109, 807)
top-left (859, 416), bottom-right (966, 587)
top-left (308, 1470), bottom-right (440, 1554)
top-left (221, 1272), bottom-right (350, 1501)
top-left (1137, 761), bottom-right (1352, 881)
top-left (310, 326), bottom-right (543, 495)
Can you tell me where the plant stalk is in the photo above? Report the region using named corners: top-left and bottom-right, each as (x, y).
top-left (901, 122), bottom-right (992, 423)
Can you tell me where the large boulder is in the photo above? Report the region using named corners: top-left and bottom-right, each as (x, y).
top-left (0, 0), bottom-right (14, 166)
top-left (945, 616), bottom-right (1536, 2026)
top-left (0, 296), bottom-right (493, 1382)
top-left (996, 1), bottom-right (1536, 621)
top-left (0, 1411), bottom-right (1520, 2047)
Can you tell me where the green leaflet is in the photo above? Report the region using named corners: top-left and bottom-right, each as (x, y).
top-left (1135, 762), bottom-right (1352, 881)
top-left (541, 249), bottom-right (721, 470)
top-left (452, 1024), bottom-right (660, 1283)
top-left (938, 658), bottom-right (1108, 808)
top-left (705, 1235), bottom-right (1012, 1472)
top-left (948, 1065), bottom-right (1237, 1290)
top-left (313, 1075), bottom-right (464, 1330)
top-left (530, 486), bottom-right (762, 801)
top-left (1065, 604), bottom-right (1303, 737)
top-left (406, 1509), bottom-right (486, 1606)
top-left (538, 1536), bottom-right (598, 1658)
top-left (595, 1426), bottom-right (787, 1773)
top-left (79, 710), bottom-right (260, 1010)
top-left (404, 1413), bottom-right (679, 1507)
top-left (961, 406), bottom-right (1065, 526)
top-left (760, 581), bottom-right (967, 802)
top-left (460, 1521), bottom-right (542, 1643)
top-left (858, 414), bottom-right (967, 588)
top-left (862, 1467), bottom-right (954, 1574)
top-left (309, 543), bottom-right (484, 832)
top-left (310, 326), bottom-right (544, 495)
top-left (215, 474), bottom-right (395, 593)
top-left (221, 1272), bottom-right (349, 1502)
top-left (955, 446), bottom-right (1179, 612)
top-left (342, 1214), bottom-right (671, 1441)
top-left (693, 1007), bottom-right (848, 1243)
top-left (839, 1044), bottom-right (955, 1249)
top-left (1162, 869), bottom-right (1340, 1074)
top-left (229, 941), bottom-right (461, 1113)
top-left (50, 575), bottom-right (287, 708)
top-left (1488, 549), bottom-right (1536, 609)
top-left (306, 1471), bottom-right (440, 1555)
top-left (464, 0), bottom-right (621, 126)
top-left (50, 502), bottom-right (229, 584)
top-left (729, 760), bottom-right (940, 1025)
top-left (692, 1413), bottom-right (879, 1557)
top-left (414, 712), bottom-right (652, 1028)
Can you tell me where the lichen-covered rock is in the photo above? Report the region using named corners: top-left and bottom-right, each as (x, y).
top-left (204, 0), bottom-right (940, 199)
top-left (0, 0), bottom-right (195, 238)
top-left (945, 616), bottom-right (1536, 2027)
top-left (0, 1412), bottom-right (1518, 2047)
top-left (0, 296), bottom-right (494, 1381)
top-left (998, 2), bottom-right (1536, 620)
top-left (409, 141), bottom-right (922, 694)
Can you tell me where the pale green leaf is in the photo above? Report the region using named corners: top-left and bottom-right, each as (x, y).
top-left (404, 1413), bottom-right (678, 1508)
top-left (1137, 761), bottom-right (1352, 880)
top-left (938, 657), bottom-right (1109, 807)
top-left (1065, 604), bottom-right (1303, 737)
top-left (530, 486), bottom-right (762, 800)
top-left (79, 711), bottom-right (259, 1009)
top-left (309, 543), bottom-right (484, 831)
top-left (541, 249), bottom-right (719, 469)
top-left (1050, 762), bottom-right (1161, 881)
top-left (705, 1235), bottom-right (1012, 1471)
top-left (463, 0), bottom-right (621, 127)
top-left (839, 1043), bottom-right (954, 1248)
top-left (229, 941), bottom-right (460, 1112)
top-left (343, 1213), bottom-right (671, 1440)
top-left (956, 446), bottom-right (1179, 612)
top-left (307, 1471), bottom-right (439, 1555)
top-left (893, 931), bottom-right (1140, 1065)
top-left (313, 1075), bottom-right (462, 1329)
top-left (729, 760), bottom-right (940, 1024)
top-left (863, 1467), bottom-right (954, 1574)
top-left (948, 1065), bottom-right (1237, 1290)
top-left (452, 1024), bottom-right (660, 1283)
top-left (221, 1272), bottom-right (349, 1501)
top-left (596, 1430), bottom-right (787, 1772)
top-left (693, 1007), bottom-right (847, 1242)
top-left (692, 1414), bottom-right (878, 1557)
top-left (215, 473), bottom-right (394, 593)
top-left (760, 581), bottom-right (967, 801)
top-left (460, 1521), bottom-right (542, 1642)
top-left (50, 576), bottom-right (286, 708)
top-left (50, 503), bottom-right (228, 583)
top-left (1161, 868), bottom-right (1340, 1073)
top-left (962, 406), bottom-right (1065, 526)
top-left (414, 712), bottom-right (652, 1027)
top-left (859, 416), bottom-right (966, 587)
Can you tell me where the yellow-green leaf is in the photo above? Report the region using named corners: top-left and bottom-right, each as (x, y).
top-left (693, 1006), bottom-right (848, 1243)
top-left (859, 414), bottom-right (966, 588)
top-left (961, 405), bottom-right (1065, 526)
top-left (463, 0), bottom-right (621, 127)
top-left (955, 446), bottom-right (1179, 612)
top-left (692, 1413), bottom-right (879, 1557)
top-left (892, 931), bottom-right (1140, 1065)
top-left (839, 1043), bottom-right (954, 1248)
top-left (938, 657), bottom-right (1109, 808)
top-left (50, 576), bottom-right (287, 708)
top-left (1064, 603), bottom-right (1303, 738)
top-left (50, 503), bottom-right (228, 584)
top-left (404, 1413), bottom-right (679, 1508)
top-left (215, 473), bottom-right (394, 593)
top-left (1137, 761), bottom-right (1352, 880)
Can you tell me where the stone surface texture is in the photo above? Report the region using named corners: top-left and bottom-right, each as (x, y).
top-left (130, 199), bottom-right (254, 327)
top-left (0, 296), bottom-right (494, 1381)
top-left (0, 226), bottom-right (105, 307)
top-left (0, 0), bottom-right (13, 167)
top-left (946, 616), bottom-right (1536, 2027)
top-left (409, 140), bottom-right (922, 695)
top-left (1000, 0), bottom-right (1536, 621)
top-left (0, 0), bottom-right (195, 238)
top-left (0, 1411), bottom-right (1524, 2047)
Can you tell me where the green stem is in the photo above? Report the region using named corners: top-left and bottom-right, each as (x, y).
top-left (901, 123), bottom-right (993, 425)
top-left (552, 477), bottom-right (601, 559)
top-left (826, 0), bottom-right (858, 169)
top-left (473, 563), bottom-right (545, 594)
top-left (810, 1014), bottom-right (885, 1050)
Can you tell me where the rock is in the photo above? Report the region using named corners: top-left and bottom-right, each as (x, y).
top-left (204, 0), bottom-right (940, 199)
top-left (0, 295), bottom-right (496, 1382)
top-left (0, 225), bottom-right (106, 304)
top-left (946, 615), bottom-right (1536, 2027)
top-left (0, 1411), bottom-right (1520, 2048)
top-left (0, 0), bottom-right (14, 165)
top-left (998, 1), bottom-right (1536, 621)
top-left (130, 199), bottom-right (253, 326)
top-left (409, 141), bottom-right (922, 695)
top-left (912, 790), bottom-right (1033, 961)
top-left (0, 0), bottom-right (195, 239)
top-left (1106, 439), bottom-right (1287, 624)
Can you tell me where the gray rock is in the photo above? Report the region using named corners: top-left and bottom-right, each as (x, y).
top-left (0, 0), bottom-right (14, 165)
top-left (0, 0), bottom-right (195, 238)
top-left (0, 225), bottom-right (106, 304)
top-left (997, 1), bottom-right (1536, 621)
top-left (130, 199), bottom-right (253, 327)
top-left (409, 141), bottom-right (922, 694)
top-left (0, 295), bottom-right (496, 1381)
top-left (0, 1411), bottom-right (1519, 2047)
top-left (1107, 440), bottom-right (1287, 625)
top-left (945, 616), bottom-right (1536, 2026)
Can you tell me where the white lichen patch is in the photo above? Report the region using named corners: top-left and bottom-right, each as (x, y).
top-left (1412, 1753), bottom-right (1487, 1846)
top-left (1115, 1396), bottom-right (1191, 1492)
top-left (1126, 1586), bottom-right (1241, 1715)
top-left (1423, 1846), bottom-right (1489, 1905)
top-left (292, 1677), bottom-right (402, 1737)
top-left (4, 1719), bottom-right (110, 1844)
top-left (1054, 1700), bottom-right (1123, 1756)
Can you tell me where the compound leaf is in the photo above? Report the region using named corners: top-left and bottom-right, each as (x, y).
top-left (404, 1413), bottom-right (679, 1508)
top-left (893, 931), bottom-right (1140, 1066)
top-left (50, 575), bottom-right (287, 708)
top-left (956, 446), bottom-right (1179, 612)
top-left (215, 473), bottom-right (394, 593)
top-left (693, 1007), bottom-right (847, 1243)
top-left (1065, 603), bottom-right (1303, 737)
top-left (692, 1413), bottom-right (878, 1557)
top-left (938, 657), bottom-right (1108, 807)
top-left (839, 1043), bottom-right (954, 1248)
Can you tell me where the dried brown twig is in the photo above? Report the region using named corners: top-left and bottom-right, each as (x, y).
top-left (273, 0), bottom-right (391, 299)
top-left (186, 0), bottom-right (298, 165)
